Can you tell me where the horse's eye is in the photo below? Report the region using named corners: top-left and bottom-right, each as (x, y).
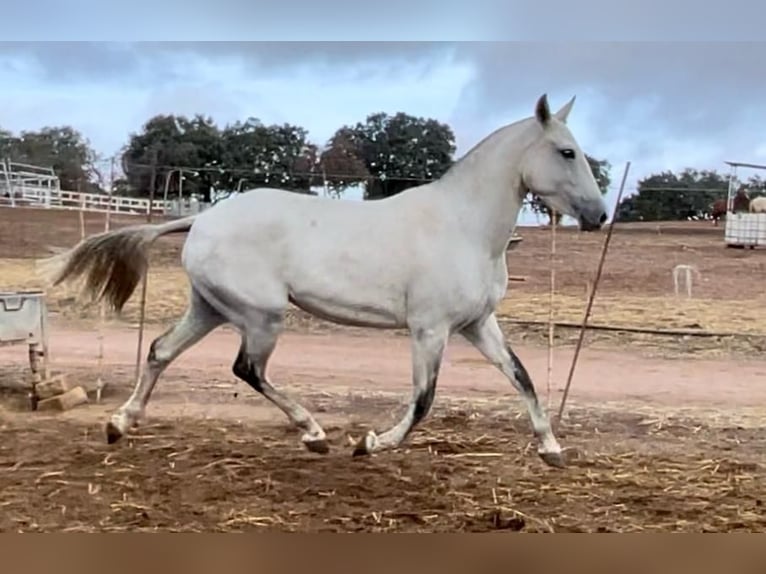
top-left (560, 148), bottom-right (576, 160)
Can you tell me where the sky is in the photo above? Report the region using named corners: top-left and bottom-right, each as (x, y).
top-left (1, 4), bottom-right (766, 225)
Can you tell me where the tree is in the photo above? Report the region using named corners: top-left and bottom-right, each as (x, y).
top-left (528, 155), bottom-right (612, 225)
top-left (323, 112), bottom-right (456, 200)
top-left (0, 128), bottom-right (13, 159)
top-left (121, 114), bottom-right (223, 202)
top-left (220, 118), bottom-right (319, 195)
top-left (122, 115), bottom-right (320, 201)
top-left (616, 169), bottom-right (730, 222)
top-left (0, 126), bottom-right (99, 191)
top-left (111, 176), bottom-right (132, 196)
top-left (316, 128), bottom-right (370, 198)
top-left (743, 174), bottom-right (766, 198)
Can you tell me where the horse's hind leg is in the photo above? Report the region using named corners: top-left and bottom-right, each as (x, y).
top-left (106, 288), bottom-right (224, 444)
top-left (232, 312), bottom-right (329, 454)
top-left (461, 312), bottom-right (564, 468)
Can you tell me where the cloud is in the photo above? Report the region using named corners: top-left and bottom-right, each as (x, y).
top-left (2, 40), bottom-right (766, 210)
top-left (0, 42), bottom-right (472, 157)
top-left (441, 42), bottom-right (766, 195)
top-left (3, 0), bottom-right (506, 41)
top-left (5, 0), bottom-right (766, 41)
top-left (453, 43), bottom-right (766, 135)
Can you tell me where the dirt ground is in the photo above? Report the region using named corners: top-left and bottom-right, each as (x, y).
top-left (1, 207), bottom-right (765, 532)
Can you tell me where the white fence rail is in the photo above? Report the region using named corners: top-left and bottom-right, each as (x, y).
top-left (0, 183), bottom-right (209, 217)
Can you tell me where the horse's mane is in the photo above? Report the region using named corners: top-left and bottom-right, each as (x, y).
top-left (439, 116), bottom-right (535, 182)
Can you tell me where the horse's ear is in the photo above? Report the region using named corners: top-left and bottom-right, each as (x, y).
top-left (554, 95), bottom-right (576, 123)
top-left (535, 94), bottom-right (551, 126)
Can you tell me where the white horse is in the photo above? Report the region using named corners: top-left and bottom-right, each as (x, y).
top-left (41, 94), bottom-right (607, 468)
top-left (749, 196), bottom-right (766, 213)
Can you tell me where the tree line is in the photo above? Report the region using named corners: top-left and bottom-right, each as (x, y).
top-left (616, 169), bottom-right (766, 222)
top-left (3, 112), bottom-right (759, 223)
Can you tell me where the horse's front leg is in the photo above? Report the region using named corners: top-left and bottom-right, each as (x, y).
top-left (461, 313), bottom-right (565, 468)
top-left (352, 325), bottom-right (448, 456)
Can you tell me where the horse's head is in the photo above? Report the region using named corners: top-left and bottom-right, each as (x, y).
top-left (521, 94), bottom-right (608, 232)
top-left (732, 187), bottom-right (752, 212)
top-left (711, 199), bottom-right (726, 214)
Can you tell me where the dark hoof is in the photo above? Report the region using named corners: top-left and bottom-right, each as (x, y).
top-left (105, 422), bottom-right (123, 445)
top-left (351, 436), bottom-right (370, 457)
top-left (539, 450), bottom-right (567, 469)
top-left (304, 439), bottom-right (330, 455)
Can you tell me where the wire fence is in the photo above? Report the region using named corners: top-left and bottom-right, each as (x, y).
top-left (115, 164), bottom-right (744, 191)
top-left (8, 151), bottom-right (759, 204)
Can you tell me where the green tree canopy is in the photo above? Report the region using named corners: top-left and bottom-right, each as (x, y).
top-left (219, 118), bottom-right (319, 195)
top-left (317, 128), bottom-right (371, 197)
top-left (322, 112), bottom-right (456, 200)
top-left (121, 115), bottom-right (319, 201)
top-left (0, 125), bottom-right (98, 191)
top-left (616, 169), bottom-right (739, 222)
top-left (121, 114), bottom-right (223, 202)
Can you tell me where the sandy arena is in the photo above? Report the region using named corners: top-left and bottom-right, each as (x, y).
top-left (1, 207), bottom-right (765, 532)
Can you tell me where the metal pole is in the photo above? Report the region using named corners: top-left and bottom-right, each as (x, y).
top-left (133, 151), bottom-right (157, 383)
top-left (546, 209), bottom-right (557, 410)
top-left (555, 161), bottom-right (632, 425)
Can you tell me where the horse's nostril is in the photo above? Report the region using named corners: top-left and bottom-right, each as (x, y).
top-left (599, 212), bottom-right (608, 224)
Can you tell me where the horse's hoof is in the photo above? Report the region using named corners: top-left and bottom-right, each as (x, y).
top-left (538, 450), bottom-right (566, 469)
top-left (304, 439), bottom-right (330, 455)
top-left (352, 436), bottom-right (370, 457)
top-left (105, 421), bottom-right (123, 445)
top-left (351, 430), bottom-right (379, 457)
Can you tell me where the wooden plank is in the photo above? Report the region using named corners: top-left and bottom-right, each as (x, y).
top-left (36, 375), bottom-right (70, 400)
top-left (37, 386), bottom-right (88, 412)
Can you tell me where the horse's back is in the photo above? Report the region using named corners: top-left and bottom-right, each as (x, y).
top-left (212, 186), bottom-right (395, 223)
top-left (184, 186), bottom-right (424, 279)
top-left (750, 196), bottom-right (766, 212)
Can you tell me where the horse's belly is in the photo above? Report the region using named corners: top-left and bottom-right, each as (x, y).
top-left (288, 290), bottom-right (406, 329)
top-left (283, 233), bottom-right (411, 328)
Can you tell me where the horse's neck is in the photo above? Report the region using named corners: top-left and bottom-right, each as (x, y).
top-left (439, 121), bottom-right (534, 258)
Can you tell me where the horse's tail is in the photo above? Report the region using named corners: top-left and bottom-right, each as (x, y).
top-left (37, 215), bottom-right (198, 313)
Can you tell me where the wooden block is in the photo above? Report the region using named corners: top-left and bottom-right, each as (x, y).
top-left (37, 386), bottom-right (88, 412)
top-left (36, 375), bottom-right (70, 400)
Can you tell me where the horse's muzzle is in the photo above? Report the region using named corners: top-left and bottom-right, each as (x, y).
top-left (579, 211), bottom-right (608, 232)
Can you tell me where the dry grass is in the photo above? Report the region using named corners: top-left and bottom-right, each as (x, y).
top-left (498, 293), bottom-right (766, 335)
top-left (4, 257), bottom-right (766, 339)
top-left (1, 258), bottom-right (191, 324)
